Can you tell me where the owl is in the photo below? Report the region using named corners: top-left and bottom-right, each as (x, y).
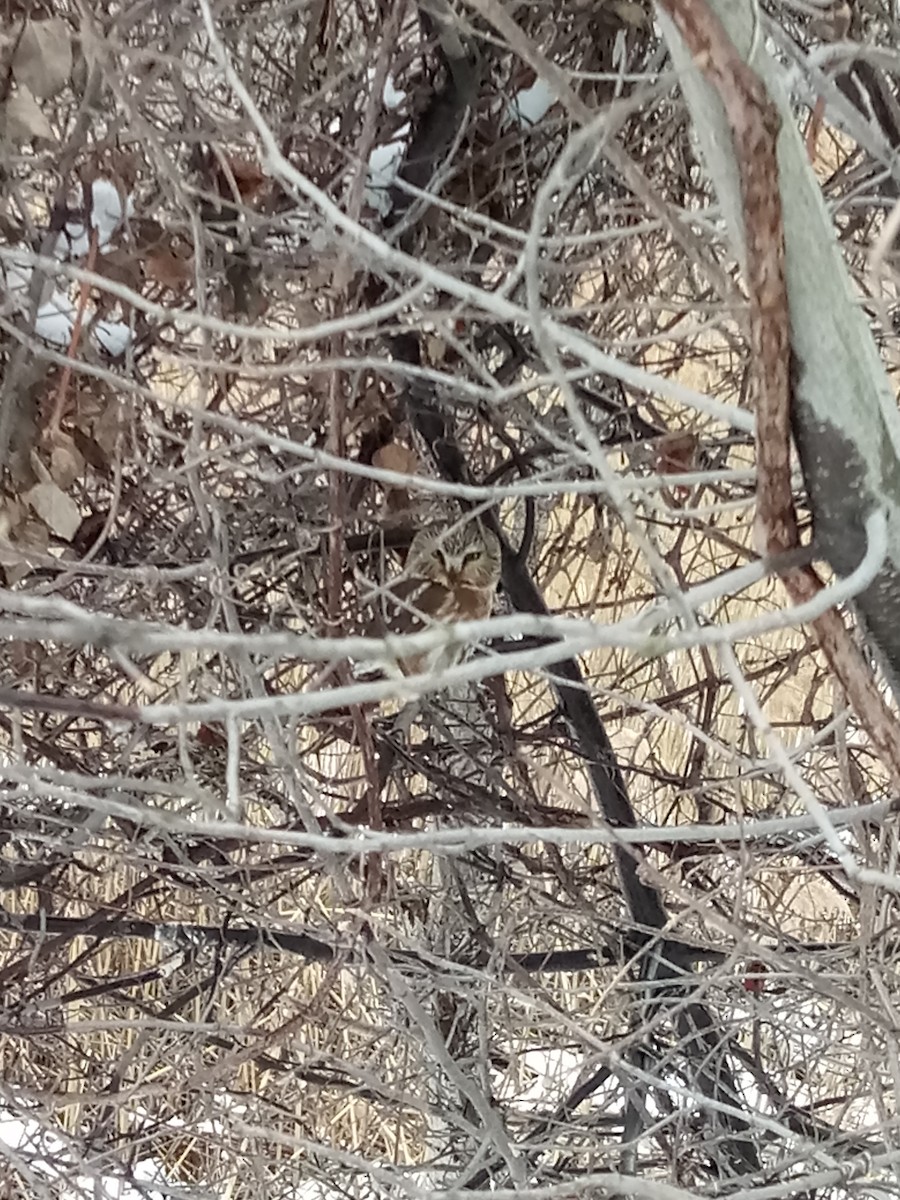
top-left (371, 521), bottom-right (502, 677)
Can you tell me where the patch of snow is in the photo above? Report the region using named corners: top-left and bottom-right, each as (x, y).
top-left (94, 318), bottom-right (132, 357)
top-left (0, 1109), bottom-right (175, 1200)
top-left (364, 124), bottom-right (410, 216)
top-left (35, 290), bottom-right (75, 346)
top-left (1, 176), bottom-right (136, 356)
top-left (507, 79), bottom-right (555, 128)
top-left (494, 1046), bottom-right (586, 1109)
top-left (382, 75), bottom-right (406, 110)
top-left (364, 66), bottom-right (407, 111)
top-left (53, 179), bottom-right (134, 260)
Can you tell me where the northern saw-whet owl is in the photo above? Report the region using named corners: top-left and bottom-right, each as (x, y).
top-left (372, 521), bottom-right (502, 677)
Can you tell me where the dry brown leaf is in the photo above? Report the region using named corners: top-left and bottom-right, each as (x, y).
top-left (145, 247), bottom-right (193, 291)
top-left (49, 434), bottom-right (84, 490)
top-left (654, 431), bottom-right (699, 476)
top-left (0, 496), bottom-right (27, 542)
top-left (654, 431), bottom-right (699, 509)
top-left (218, 155), bottom-right (266, 202)
top-left (15, 518), bottom-right (49, 556)
top-left (373, 442), bottom-right (419, 477)
top-left (610, 0), bottom-right (648, 26)
top-left (0, 509), bottom-right (50, 586)
top-left (9, 635), bottom-right (48, 674)
top-left (2, 373), bottom-right (42, 487)
top-left (93, 246), bottom-right (144, 297)
top-left (71, 428), bottom-right (111, 475)
top-left (2, 86), bottom-right (53, 142)
top-left (25, 479), bottom-right (81, 540)
top-left (89, 394), bottom-right (123, 462)
top-left (373, 441), bottom-right (419, 516)
top-left (12, 18), bottom-right (72, 99)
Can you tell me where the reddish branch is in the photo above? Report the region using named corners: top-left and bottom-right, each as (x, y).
top-left (659, 0), bottom-right (900, 780)
top-left (659, 0), bottom-right (797, 553)
top-left (48, 225), bottom-right (100, 437)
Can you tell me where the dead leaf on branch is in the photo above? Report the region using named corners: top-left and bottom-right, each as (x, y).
top-left (610, 1), bottom-right (649, 27)
top-left (24, 479), bottom-right (81, 540)
top-left (654, 430), bottom-right (699, 508)
top-left (72, 389), bottom-right (125, 469)
top-left (49, 434), bottom-right (85, 491)
top-left (91, 246), bottom-right (144, 313)
top-left (77, 396), bottom-right (123, 477)
top-left (1, 85), bottom-right (53, 142)
top-left (0, 496), bottom-right (27, 543)
top-left (2, 365), bottom-right (45, 488)
top-left (215, 155), bottom-right (267, 203)
top-left (11, 17), bottom-right (72, 99)
top-left (144, 246), bottom-right (194, 292)
top-left (72, 428), bottom-right (112, 475)
top-left (373, 442), bottom-right (419, 477)
top-left (654, 431), bottom-right (699, 476)
top-left (373, 441), bottom-right (420, 516)
top-left (0, 498), bottom-right (50, 586)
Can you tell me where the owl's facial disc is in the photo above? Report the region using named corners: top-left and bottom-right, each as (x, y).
top-left (441, 546), bottom-right (477, 583)
top-left (446, 548), bottom-right (478, 584)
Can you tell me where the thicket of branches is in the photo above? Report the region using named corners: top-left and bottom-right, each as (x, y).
top-left (2, 0), bottom-right (900, 1197)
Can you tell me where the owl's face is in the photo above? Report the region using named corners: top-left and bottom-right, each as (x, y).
top-left (405, 523), bottom-right (502, 591)
top-left (371, 521), bottom-right (501, 677)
